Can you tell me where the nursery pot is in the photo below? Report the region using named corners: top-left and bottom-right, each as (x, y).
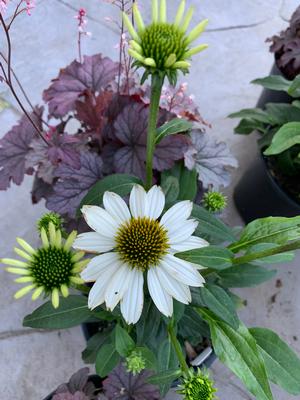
top-left (82, 322), bottom-right (216, 370)
top-left (234, 153), bottom-right (300, 223)
top-left (43, 375), bottom-right (103, 400)
top-left (256, 63), bottom-right (293, 109)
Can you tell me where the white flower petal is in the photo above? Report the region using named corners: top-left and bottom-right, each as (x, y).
top-left (145, 185), bottom-right (165, 219)
top-left (170, 236), bottom-right (209, 252)
top-left (161, 254), bottom-right (205, 287)
top-left (103, 191), bottom-right (131, 225)
top-left (81, 252), bottom-right (120, 282)
top-left (168, 219), bottom-right (198, 244)
top-left (147, 268), bottom-right (173, 317)
top-left (121, 269), bottom-right (144, 324)
top-left (73, 232), bottom-right (115, 253)
top-left (129, 185), bottom-right (147, 218)
top-left (88, 262), bottom-right (122, 309)
top-left (157, 265), bottom-right (191, 304)
top-left (105, 264), bottom-right (132, 311)
top-left (161, 201), bottom-right (193, 230)
top-left (82, 205), bottom-right (119, 238)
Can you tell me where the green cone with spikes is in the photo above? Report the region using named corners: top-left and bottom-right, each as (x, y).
top-left (178, 368), bottom-right (217, 400)
top-left (123, 0), bottom-right (208, 85)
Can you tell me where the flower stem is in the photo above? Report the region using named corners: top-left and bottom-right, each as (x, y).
top-left (145, 73), bottom-right (164, 190)
top-left (232, 239), bottom-right (300, 266)
top-left (168, 321), bottom-right (189, 374)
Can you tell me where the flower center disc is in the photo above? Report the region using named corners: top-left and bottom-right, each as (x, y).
top-left (30, 247), bottom-right (74, 291)
top-left (115, 217), bottom-right (169, 271)
top-left (141, 23), bottom-right (187, 68)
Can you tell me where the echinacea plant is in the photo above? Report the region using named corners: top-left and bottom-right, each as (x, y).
top-left (3, 2), bottom-right (300, 400)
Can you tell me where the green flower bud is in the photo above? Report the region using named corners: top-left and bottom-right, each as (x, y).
top-left (37, 212), bottom-right (64, 234)
top-left (203, 191), bottom-right (227, 213)
top-left (178, 368), bottom-right (217, 400)
top-left (126, 351), bottom-right (146, 375)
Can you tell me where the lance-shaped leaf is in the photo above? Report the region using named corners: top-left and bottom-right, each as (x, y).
top-left (155, 118), bottom-right (192, 143)
top-left (264, 122), bottom-right (300, 155)
top-left (218, 264), bottom-right (277, 288)
top-left (176, 246), bottom-right (233, 270)
top-left (202, 309), bottom-right (273, 400)
top-left (43, 54), bottom-right (119, 117)
top-left (250, 327), bottom-right (300, 395)
top-left (229, 216), bottom-right (300, 253)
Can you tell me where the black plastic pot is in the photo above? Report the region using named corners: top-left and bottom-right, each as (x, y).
top-left (43, 375), bottom-right (103, 400)
top-left (256, 63), bottom-right (292, 108)
top-left (234, 153), bottom-right (300, 223)
top-left (82, 322), bottom-right (216, 370)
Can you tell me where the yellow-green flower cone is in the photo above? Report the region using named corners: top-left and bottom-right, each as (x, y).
top-left (1, 222), bottom-right (88, 308)
top-left (123, 0), bottom-right (208, 81)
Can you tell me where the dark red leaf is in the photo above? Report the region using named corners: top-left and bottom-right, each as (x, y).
top-left (46, 152), bottom-right (103, 217)
top-left (43, 54), bottom-right (119, 118)
top-left (0, 107), bottom-right (43, 190)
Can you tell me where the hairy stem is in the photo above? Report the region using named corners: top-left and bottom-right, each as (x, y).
top-left (145, 74), bottom-right (164, 190)
top-left (232, 239), bottom-right (300, 266)
top-left (168, 322), bottom-right (189, 374)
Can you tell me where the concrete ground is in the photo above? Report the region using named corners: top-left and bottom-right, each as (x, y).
top-left (1, 1), bottom-right (300, 399)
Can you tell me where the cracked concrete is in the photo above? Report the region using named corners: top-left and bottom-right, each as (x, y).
top-left (1, 1), bottom-right (300, 399)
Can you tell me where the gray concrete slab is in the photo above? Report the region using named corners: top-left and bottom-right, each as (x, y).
top-left (1, 1), bottom-right (300, 399)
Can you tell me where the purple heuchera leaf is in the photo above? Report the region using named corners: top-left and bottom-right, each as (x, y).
top-left (103, 101), bottom-right (190, 180)
top-left (0, 107), bottom-right (43, 190)
top-left (185, 129), bottom-right (238, 189)
top-left (53, 368), bottom-right (99, 400)
top-left (43, 54), bottom-right (119, 118)
top-left (103, 363), bottom-right (160, 400)
top-left (46, 151), bottom-right (103, 217)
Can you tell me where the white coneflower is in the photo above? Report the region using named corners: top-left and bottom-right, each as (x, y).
top-left (74, 185), bottom-right (208, 324)
top-left (1, 222), bottom-right (88, 308)
top-left (123, 0), bottom-right (208, 75)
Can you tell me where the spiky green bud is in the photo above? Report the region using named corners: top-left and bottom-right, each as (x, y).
top-left (37, 212), bottom-right (64, 234)
top-left (178, 368), bottom-right (217, 400)
top-left (126, 351), bottom-right (146, 375)
top-left (203, 191), bottom-right (227, 213)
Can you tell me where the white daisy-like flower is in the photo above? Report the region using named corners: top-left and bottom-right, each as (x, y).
top-left (74, 185), bottom-right (208, 324)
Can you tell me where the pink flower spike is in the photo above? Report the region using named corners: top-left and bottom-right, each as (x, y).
top-left (0, 0), bottom-right (8, 14)
top-left (24, 0), bottom-right (35, 15)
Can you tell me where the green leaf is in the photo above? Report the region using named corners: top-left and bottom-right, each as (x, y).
top-left (202, 310), bottom-right (273, 400)
top-left (192, 204), bottom-right (236, 244)
top-left (252, 75), bottom-right (291, 93)
top-left (250, 327), bottom-right (300, 395)
top-left (96, 343), bottom-right (120, 377)
top-left (136, 299), bottom-right (164, 347)
top-left (78, 174), bottom-right (142, 213)
top-left (264, 122), bottom-right (300, 155)
top-left (160, 175), bottom-right (179, 204)
top-left (23, 296), bottom-right (92, 329)
top-left (115, 324), bottom-right (135, 357)
top-left (218, 264), bottom-right (277, 288)
top-left (156, 118), bottom-right (193, 144)
top-left (176, 246), bottom-right (233, 270)
top-left (228, 108), bottom-right (272, 124)
top-left (245, 243), bottom-right (294, 264)
top-left (229, 216), bottom-right (300, 253)
top-left (287, 74), bottom-right (300, 96)
top-left (82, 330), bottom-right (112, 364)
top-left (162, 162), bottom-right (197, 201)
top-left (234, 118), bottom-right (267, 135)
top-left (198, 284), bottom-right (239, 329)
top-left (147, 369), bottom-right (182, 385)
top-left (178, 307), bottom-right (210, 342)
top-left (157, 339), bottom-right (179, 396)
top-left (265, 103), bottom-right (300, 126)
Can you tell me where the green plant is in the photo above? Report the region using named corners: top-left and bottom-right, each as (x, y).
top-left (229, 74), bottom-right (300, 202)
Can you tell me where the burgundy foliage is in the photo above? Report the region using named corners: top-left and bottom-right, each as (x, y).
top-left (103, 363), bottom-right (160, 400)
top-left (268, 5), bottom-right (300, 79)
